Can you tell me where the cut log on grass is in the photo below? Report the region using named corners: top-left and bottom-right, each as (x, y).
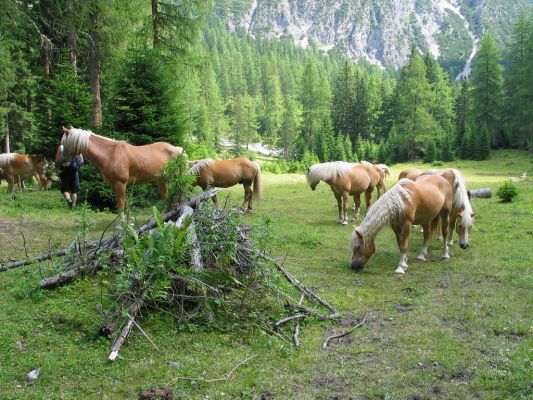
top-left (468, 188), bottom-right (492, 198)
top-left (108, 297), bottom-right (145, 362)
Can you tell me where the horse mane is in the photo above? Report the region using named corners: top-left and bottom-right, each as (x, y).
top-left (376, 163), bottom-right (391, 176)
top-left (61, 128), bottom-right (94, 155)
top-left (190, 158), bottom-right (215, 175)
top-left (449, 168), bottom-right (474, 226)
top-left (354, 179), bottom-right (412, 244)
top-left (306, 161), bottom-right (354, 185)
top-left (0, 153), bottom-right (17, 168)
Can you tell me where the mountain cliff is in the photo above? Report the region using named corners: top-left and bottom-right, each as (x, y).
top-left (216, 0), bottom-right (532, 78)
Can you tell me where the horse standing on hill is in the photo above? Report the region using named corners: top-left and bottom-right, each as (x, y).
top-left (190, 157), bottom-right (261, 213)
top-left (306, 161), bottom-right (379, 225)
top-left (60, 126), bottom-right (185, 213)
top-left (350, 175), bottom-right (453, 275)
top-left (0, 153), bottom-right (55, 193)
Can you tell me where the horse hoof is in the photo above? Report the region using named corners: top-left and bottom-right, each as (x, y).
top-left (395, 266), bottom-right (406, 275)
top-left (442, 254), bottom-right (450, 260)
top-left (416, 255), bottom-right (427, 262)
top-left (341, 221), bottom-right (348, 226)
top-left (447, 241), bottom-right (454, 246)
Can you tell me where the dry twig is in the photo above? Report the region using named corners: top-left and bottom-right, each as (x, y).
top-left (165, 355), bottom-right (256, 386)
top-left (322, 314), bottom-right (368, 349)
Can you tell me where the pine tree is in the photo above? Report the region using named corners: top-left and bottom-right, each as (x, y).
top-left (424, 139), bottom-right (436, 163)
top-left (425, 53), bottom-right (454, 134)
top-left (332, 61), bottom-right (355, 141)
top-left (470, 33), bottom-right (505, 147)
top-left (392, 51), bottom-right (439, 160)
top-left (344, 135), bottom-right (353, 161)
top-left (478, 123), bottom-right (491, 160)
top-left (506, 10), bottom-right (533, 150)
top-left (441, 132), bottom-right (455, 161)
top-left (454, 79), bottom-right (471, 148)
top-left (280, 96), bottom-right (302, 159)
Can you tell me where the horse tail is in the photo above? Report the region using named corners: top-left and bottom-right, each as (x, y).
top-left (252, 161), bottom-right (261, 201)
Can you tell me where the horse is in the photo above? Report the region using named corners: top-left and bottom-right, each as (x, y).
top-left (350, 175), bottom-right (453, 275)
top-left (60, 126), bottom-right (185, 212)
top-left (190, 157), bottom-right (261, 212)
top-left (376, 163), bottom-right (391, 178)
top-left (398, 167), bottom-right (439, 181)
top-left (0, 153), bottom-right (55, 193)
top-left (361, 161), bottom-right (387, 197)
top-left (417, 168), bottom-right (475, 249)
top-left (306, 161), bottom-right (378, 225)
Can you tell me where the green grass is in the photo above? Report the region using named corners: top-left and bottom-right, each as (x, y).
top-left (0, 150), bottom-right (532, 399)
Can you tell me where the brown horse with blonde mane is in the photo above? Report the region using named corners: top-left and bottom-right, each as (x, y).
top-left (306, 161), bottom-right (383, 225)
top-left (399, 167), bottom-right (476, 249)
top-left (0, 153), bottom-right (56, 193)
top-left (60, 126), bottom-right (184, 212)
top-left (190, 157), bottom-right (261, 212)
top-left (350, 175), bottom-right (453, 275)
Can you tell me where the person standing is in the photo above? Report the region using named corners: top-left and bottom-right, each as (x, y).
top-left (55, 145), bottom-right (83, 209)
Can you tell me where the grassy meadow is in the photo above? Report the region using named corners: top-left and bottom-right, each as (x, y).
top-left (0, 150), bottom-right (532, 399)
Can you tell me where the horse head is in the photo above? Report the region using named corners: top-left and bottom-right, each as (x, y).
top-left (350, 228), bottom-right (375, 270)
top-left (305, 168), bottom-right (319, 190)
top-left (456, 211), bottom-right (476, 249)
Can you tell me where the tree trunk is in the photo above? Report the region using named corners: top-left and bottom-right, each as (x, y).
top-left (89, 11), bottom-right (102, 127)
top-left (4, 113), bottom-right (10, 153)
top-left (152, 0), bottom-right (159, 47)
top-left (42, 38), bottom-right (51, 124)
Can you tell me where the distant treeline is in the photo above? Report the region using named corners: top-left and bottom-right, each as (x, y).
top-left (1, 1), bottom-right (532, 167)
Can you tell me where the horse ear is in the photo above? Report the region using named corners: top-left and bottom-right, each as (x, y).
top-left (68, 125), bottom-right (74, 129)
top-left (354, 228), bottom-right (363, 240)
top-left (471, 212), bottom-right (477, 218)
top-left (62, 126), bottom-right (69, 134)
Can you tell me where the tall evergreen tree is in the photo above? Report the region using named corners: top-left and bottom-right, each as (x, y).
top-left (505, 10), bottom-right (533, 150)
top-left (454, 79), bottom-right (471, 148)
top-left (470, 33), bottom-right (505, 147)
top-left (392, 51), bottom-right (439, 160)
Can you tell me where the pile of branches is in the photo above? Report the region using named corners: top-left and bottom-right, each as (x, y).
top-left (1, 189), bottom-right (339, 361)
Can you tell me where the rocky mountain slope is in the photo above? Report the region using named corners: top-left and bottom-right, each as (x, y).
top-left (216, 0), bottom-right (532, 78)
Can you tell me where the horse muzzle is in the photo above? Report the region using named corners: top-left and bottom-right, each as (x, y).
top-left (350, 260), bottom-right (365, 270)
top-left (460, 242), bottom-right (469, 249)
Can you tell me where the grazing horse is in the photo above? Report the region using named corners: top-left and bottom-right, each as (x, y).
top-left (350, 175), bottom-right (453, 275)
top-left (398, 167), bottom-right (439, 181)
top-left (376, 164), bottom-right (391, 178)
top-left (190, 157), bottom-right (261, 212)
top-left (60, 126), bottom-right (184, 212)
top-left (0, 153), bottom-right (54, 193)
top-left (417, 169), bottom-right (476, 249)
top-left (361, 161), bottom-right (387, 197)
top-left (306, 161), bottom-right (377, 225)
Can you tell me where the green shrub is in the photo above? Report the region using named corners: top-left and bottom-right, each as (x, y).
top-left (496, 180), bottom-right (518, 202)
top-left (432, 160), bottom-right (444, 166)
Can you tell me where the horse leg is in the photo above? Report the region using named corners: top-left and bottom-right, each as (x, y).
top-left (6, 175), bottom-right (15, 194)
top-left (440, 210), bottom-right (451, 259)
top-left (447, 212), bottom-right (457, 246)
top-left (113, 182), bottom-right (127, 218)
top-left (393, 221), bottom-right (412, 275)
top-left (334, 192), bottom-right (343, 224)
top-left (247, 182), bottom-right (254, 210)
top-left (157, 180), bottom-right (168, 200)
top-left (435, 217), bottom-right (443, 240)
top-left (211, 193), bottom-right (221, 212)
top-left (364, 188), bottom-right (372, 214)
top-left (341, 192), bottom-right (349, 226)
top-left (241, 184), bottom-right (252, 213)
top-left (416, 223), bottom-right (431, 261)
top-left (352, 194), bottom-right (361, 221)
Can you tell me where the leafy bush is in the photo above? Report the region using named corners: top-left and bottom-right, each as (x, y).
top-left (432, 160), bottom-right (444, 166)
top-left (496, 180), bottom-right (518, 202)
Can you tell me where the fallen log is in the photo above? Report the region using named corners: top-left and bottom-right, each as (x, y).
top-left (108, 297), bottom-right (145, 362)
top-left (468, 188), bottom-right (491, 198)
top-left (1, 189), bottom-right (218, 274)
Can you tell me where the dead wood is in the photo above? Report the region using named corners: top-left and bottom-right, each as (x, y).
top-left (322, 314), bottom-right (367, 349)
top-left (468, 188), bottom-right (491, 198)
top-left (165, 355), bottom-right (256, 385)
top-left (108, 296), bottom-right (145, 362)
top-left (271, 260), bottom-right (339, 320)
